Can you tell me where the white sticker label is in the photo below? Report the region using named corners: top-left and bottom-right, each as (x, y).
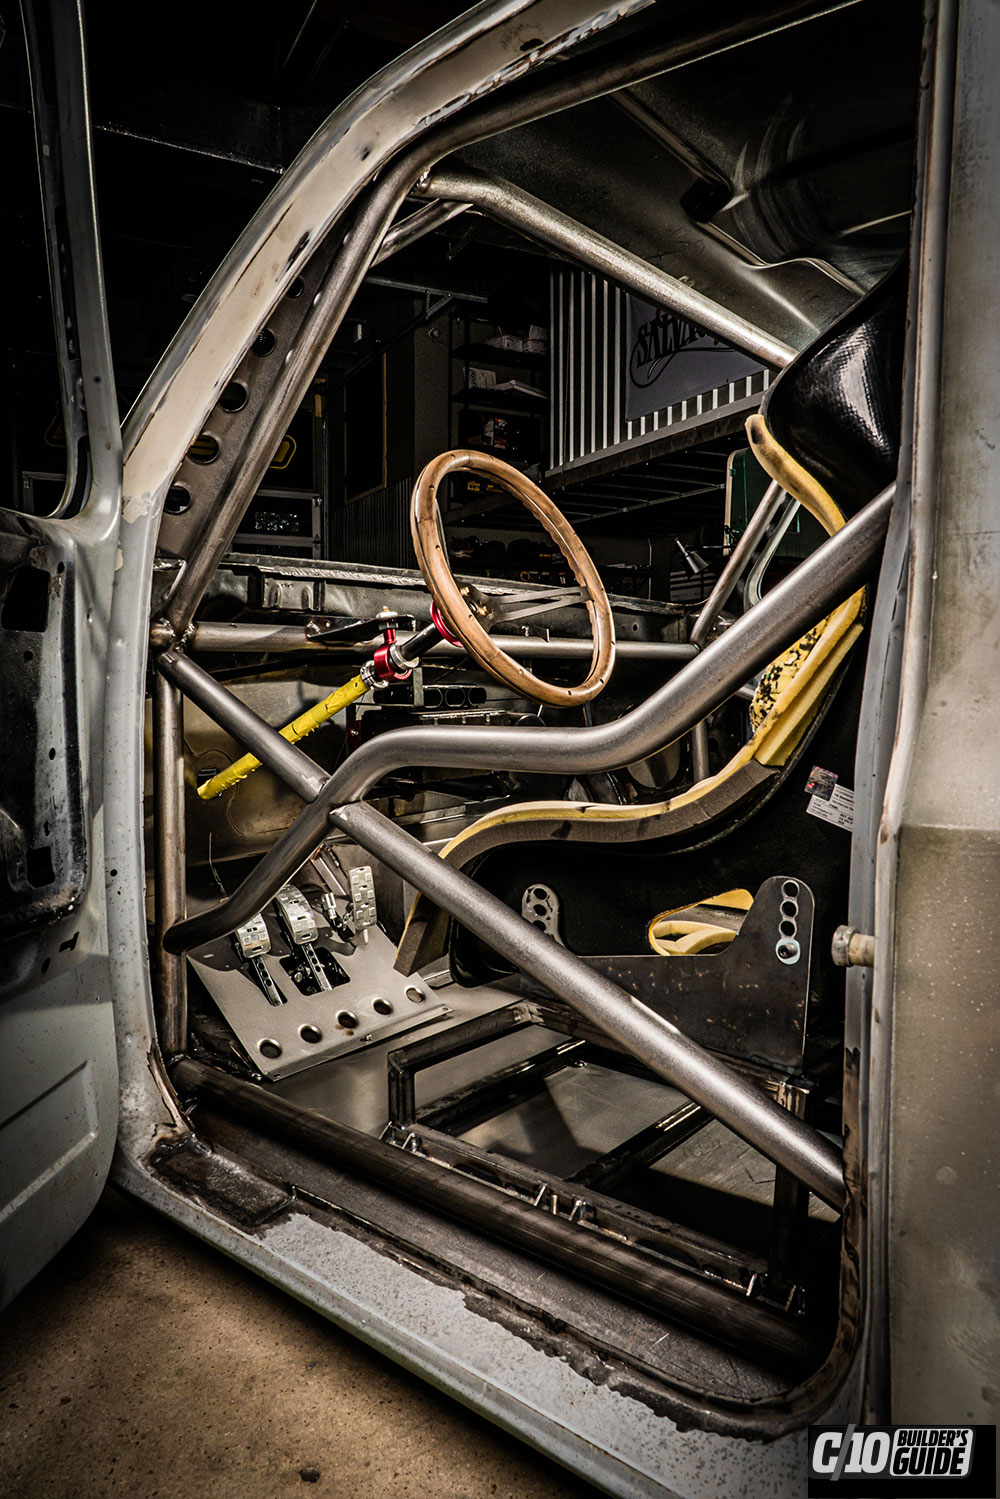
top-left (807, 783), bottom-right (854, 831)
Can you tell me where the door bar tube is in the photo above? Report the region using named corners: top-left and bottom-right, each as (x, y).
top-left (332, 800), bottom-right (845, 1210)
top-left (172, 621), bottom-right (698, 663)
top-left (159, 480), bottom-right (893, 956)
top-left (320, 482), bottom-right (894, 801)
top-left (158, 641), bottom-right (845, 1206)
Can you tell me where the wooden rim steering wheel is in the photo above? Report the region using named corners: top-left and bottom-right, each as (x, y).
top-left (410, 450), bottom-right (616, 707)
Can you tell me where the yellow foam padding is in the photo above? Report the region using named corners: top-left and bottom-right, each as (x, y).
top-left (647, 920), bottom-right (738, 957)
top-left (646, 888), bottom-right (753, 928)
top-left (699, 888), bottom-right (754, 912)
top-left (749, 621), bottom-right (823, 732)
top-left (744, 412), bottom-right (846, 535)
top-left (744, 410), bottom-right (865, 749)
top-left (397, 420), bottom-right (867, 966)
top-left (197, 673), bottom-right (368, 800)
top-left (647, 890), bottom-right (750, 956)
top-left (650, 881), bottom-right (749, 929)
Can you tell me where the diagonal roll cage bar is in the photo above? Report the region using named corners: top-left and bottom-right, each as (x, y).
top-left (332, 800), bottom-right (846, 1213)
top-left (161, 699), bottom-right (848, 1210)
top-left (161, 480), bottom-right (892, 959)
top-left (156, 481), bottom-right (897, 1211)
top-left (159, 646), bottom-right (848, 1207)
top-left (412, 165), bottom-right (795, 367)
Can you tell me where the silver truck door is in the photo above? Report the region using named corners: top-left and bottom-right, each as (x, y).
top-left (0, 0), bottom-right (121, 1307)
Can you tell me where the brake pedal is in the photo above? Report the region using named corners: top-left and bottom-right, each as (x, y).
top-left (274, 884), bottom-right (332, 992)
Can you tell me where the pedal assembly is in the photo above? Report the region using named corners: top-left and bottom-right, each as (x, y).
top-left (189, 851), bottom-right (450, 1079)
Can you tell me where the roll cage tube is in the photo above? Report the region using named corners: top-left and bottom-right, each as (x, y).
top-left (152, 487), bottom-right (898, 1211)
top-left (151, 501), bottom-right (900, 1216)
top-left (411, 165), bottom-right (796, 366)
top-left (160, 480), bottom-right (893, 956)
top-left (127, 0), bottom-right (831, 476)
top-left (156, 649), bottom-right (846, 1209)
top-left (155, 486), bottom-right (892, 1213)
top-left (126, 0), bottom-right (646, 478)
top-left (133, 3), bottom-right (842, 644)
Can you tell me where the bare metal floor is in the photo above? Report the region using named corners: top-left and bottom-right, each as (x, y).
top-left (273, 977), bottom-right (838, 1262)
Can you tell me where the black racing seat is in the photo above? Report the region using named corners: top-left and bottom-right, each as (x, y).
top-left (396, 264), bottom-right (907, 997)
top-left (753, 259), bottom-right (906, 517)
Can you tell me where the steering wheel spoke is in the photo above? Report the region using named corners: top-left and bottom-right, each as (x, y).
top-left (491, 584), bottom-right (591, 626)
top-left (411, 451), bottom-right (616, 706)
top-left (462, 581), bottom-right (593, 629)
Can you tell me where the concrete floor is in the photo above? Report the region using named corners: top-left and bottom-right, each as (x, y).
top-left (0, 1189), bottom-right (604, 1499)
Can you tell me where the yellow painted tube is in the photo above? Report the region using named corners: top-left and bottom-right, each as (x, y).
top-left (198, 673), bottom-right (369, 800)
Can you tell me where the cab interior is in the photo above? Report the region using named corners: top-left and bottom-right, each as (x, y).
top-left (7, 0), bottom-right (924, 1433)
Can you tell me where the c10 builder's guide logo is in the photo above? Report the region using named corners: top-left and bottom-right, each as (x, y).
top-left (807, 1426), bottom-right (996, 1497)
